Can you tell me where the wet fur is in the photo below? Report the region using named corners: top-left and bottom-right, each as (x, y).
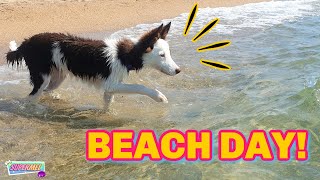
top-left (6, 22), bottom-right (179, 108)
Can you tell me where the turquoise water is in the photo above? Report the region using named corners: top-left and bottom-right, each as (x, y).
top-left (0, 0), bottom-right (319, 179)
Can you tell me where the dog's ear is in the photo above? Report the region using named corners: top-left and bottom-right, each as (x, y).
top-left (160, 22), bottom-right (171, 39)
top-left (138, 24), bottom-right (163, 53)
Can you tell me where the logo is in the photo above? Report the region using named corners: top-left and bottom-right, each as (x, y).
top-left (5, 160), bottom-right (45, 177)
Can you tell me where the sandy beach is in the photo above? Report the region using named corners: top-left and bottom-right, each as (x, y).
top-left (0, 0), bottom-right (266, 44)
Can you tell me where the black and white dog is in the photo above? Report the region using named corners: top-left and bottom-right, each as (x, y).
top-left (6, 22), bottom-right (180, 108)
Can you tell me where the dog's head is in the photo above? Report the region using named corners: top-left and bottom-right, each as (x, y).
top-left (137, 22), bottom-right (180, 76)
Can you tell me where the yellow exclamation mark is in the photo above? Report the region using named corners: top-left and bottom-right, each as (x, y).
top-left (296, 130), bottom-right (308, 161)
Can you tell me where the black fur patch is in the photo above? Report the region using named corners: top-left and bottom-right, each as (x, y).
top-left (58, 35), bottom-right (111, 80)
top-left (6, 33), bottom-right (112, 95)
top-left (117, 38), bottom-right (144, 71)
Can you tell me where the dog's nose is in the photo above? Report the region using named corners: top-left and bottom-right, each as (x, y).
top-left (175, 68), bottom-right (181, 74)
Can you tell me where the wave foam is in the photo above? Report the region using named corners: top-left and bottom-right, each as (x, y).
top-left (112, 0), bottom-right (318, 36)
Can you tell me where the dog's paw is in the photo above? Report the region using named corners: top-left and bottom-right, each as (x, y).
top-left (153, 89), bottom-right (168, 103)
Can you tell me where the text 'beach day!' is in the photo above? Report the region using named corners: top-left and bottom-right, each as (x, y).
top-left (86, 129), bottom-right (309, 162)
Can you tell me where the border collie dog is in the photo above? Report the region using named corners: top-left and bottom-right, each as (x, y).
top-left (6, 22), bottom-right (180, 109)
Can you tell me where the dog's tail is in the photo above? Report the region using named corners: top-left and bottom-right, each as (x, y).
top-left (6, 40), bottom-right (24, 67)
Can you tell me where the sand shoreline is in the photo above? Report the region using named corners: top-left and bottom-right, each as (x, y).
top-left (0, 0), bottom-right (267, 44)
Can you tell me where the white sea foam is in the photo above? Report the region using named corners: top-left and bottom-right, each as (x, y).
top-left (0, 65), bottom-right (28, 83)
top-left (0, 80), bottom-right (22, 85)
top-left (112, 0), bottom-right (318, 36)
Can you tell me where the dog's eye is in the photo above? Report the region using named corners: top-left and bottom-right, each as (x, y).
top-left (160, 53), bottom-right (165, 57)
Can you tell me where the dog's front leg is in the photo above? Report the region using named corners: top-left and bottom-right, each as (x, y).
top-left (107, 83), bottom-right (168, 103)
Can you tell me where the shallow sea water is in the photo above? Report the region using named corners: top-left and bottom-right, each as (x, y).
top-left (0, 0), bottom-right (320, 179)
